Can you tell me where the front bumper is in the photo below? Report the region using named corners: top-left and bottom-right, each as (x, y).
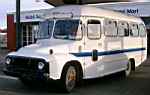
top-left (3, 56), bottom-right (49, 80)
top-left (3, 68), bottom-right (49, 80)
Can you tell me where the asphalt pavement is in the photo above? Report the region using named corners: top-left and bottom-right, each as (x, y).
top-left (0, 49), bottom-right (150, 95)
top-left (0, 49), bottom-right (9, 74)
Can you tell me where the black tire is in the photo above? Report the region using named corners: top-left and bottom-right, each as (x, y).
top-left (60, 65), bottom-right (78, 93)
top-left (124, 59), bottom-right (132, 77)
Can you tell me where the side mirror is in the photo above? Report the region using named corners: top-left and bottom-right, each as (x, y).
top-left (92, 49), bottom-right (98, 61)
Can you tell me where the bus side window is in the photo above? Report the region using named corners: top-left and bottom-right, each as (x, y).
top-left (129, 23), bottom-right (139, 37)
top-left (124, 29), bottom-right (129, 36)
top-left (118, 22), bottom-right (129, 37)
top-left (139, 24), bottom-right (146, 37)
top-left (87, 20), bottom-right (101, 39)
top-left (105, 19), bottom-right (117, 37)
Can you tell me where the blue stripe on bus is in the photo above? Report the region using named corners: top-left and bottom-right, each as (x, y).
top-left (70, 48), bottom-right (146, 57)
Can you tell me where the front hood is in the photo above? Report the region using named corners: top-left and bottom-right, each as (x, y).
top-left (8, 39), bottom-right (72, 62)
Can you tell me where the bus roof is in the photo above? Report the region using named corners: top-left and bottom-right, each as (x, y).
top-left (46, 5), bottom-right (143, 23)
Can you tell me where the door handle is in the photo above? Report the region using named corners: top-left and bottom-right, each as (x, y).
top-left (78, 45), bottom-right (82, 52)
top-left (83, 42), bottom-right (86, 45)
top-left (92, 49), bottom-right (98, 61)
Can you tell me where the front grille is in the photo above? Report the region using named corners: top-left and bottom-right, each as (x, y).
top-left (6, 56), bottom-right (49, 73)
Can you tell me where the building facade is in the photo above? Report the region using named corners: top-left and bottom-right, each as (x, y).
top-left (7, 9), bottom-right (50, 50)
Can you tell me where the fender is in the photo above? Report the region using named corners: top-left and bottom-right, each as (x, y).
top-left (49, 53), bottom-right (84, 80)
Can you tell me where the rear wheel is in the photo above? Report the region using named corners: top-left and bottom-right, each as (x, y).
top-left (60, 65), bottom-right (77, 93)
top-left (124, 60), bottom-right (132, 77)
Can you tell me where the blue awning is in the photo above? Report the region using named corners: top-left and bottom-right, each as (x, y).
top-left (45, 0), bottom-right (130, 6)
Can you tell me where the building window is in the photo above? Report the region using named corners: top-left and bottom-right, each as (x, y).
top-left (22, 24), bottom-right (39, 46)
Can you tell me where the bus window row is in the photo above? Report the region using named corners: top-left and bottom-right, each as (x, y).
top-left (38, 19), bottom-right (146, 41)
top-left (86, 19), bottom-right (146, 40)
top-left (104, 19), bottom-right (146, 37)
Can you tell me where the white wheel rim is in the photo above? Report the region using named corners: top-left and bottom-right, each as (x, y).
top-left (65, 66), bottom-right (76, 91)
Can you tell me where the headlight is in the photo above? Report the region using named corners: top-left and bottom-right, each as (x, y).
top-left (38, 62), bottom-right (45, 70)
top-left (6, 58), bottom-right (11, 65)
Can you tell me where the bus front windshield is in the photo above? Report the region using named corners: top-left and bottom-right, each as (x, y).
top-left (53, 20), bottom-right (80, 40)
top-left (37, 20), bottom-right (54, 39)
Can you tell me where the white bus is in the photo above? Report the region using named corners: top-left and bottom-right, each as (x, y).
top-left (3, 5), bottom-right (147, 92)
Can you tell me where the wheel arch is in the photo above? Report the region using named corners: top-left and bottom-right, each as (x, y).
top-left (129, 58), bottom-right (135, 71)
top-left (61, 60), bottom-right (83, 82)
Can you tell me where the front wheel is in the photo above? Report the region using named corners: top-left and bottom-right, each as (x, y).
top-left (60, 65), bottom-right (77, 93)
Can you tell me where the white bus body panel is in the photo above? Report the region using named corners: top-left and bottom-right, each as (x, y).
top-left (7, 5), bottom-right (147, 80)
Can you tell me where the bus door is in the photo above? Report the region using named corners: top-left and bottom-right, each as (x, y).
top-left (83, 18), bottom-right (103, 78)
top-left (102, 19), bottom-right (124, 74)
top-left (68, 19), bottom-right (85, 64)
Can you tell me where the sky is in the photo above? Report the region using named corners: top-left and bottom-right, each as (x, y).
top-left (0, 0), bottom-right (53, 29)
top-left (0, 0), bottom-right (149, 29)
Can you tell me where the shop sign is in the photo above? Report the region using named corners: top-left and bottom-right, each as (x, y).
top-left (14, 12), bottom-right (44, 22)
top-left (93, 2), bottom-right (150, 17)
top-left (117, 9), bottom-right (139, 14)
top-left (25, 14), bottom-right (41, 20)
